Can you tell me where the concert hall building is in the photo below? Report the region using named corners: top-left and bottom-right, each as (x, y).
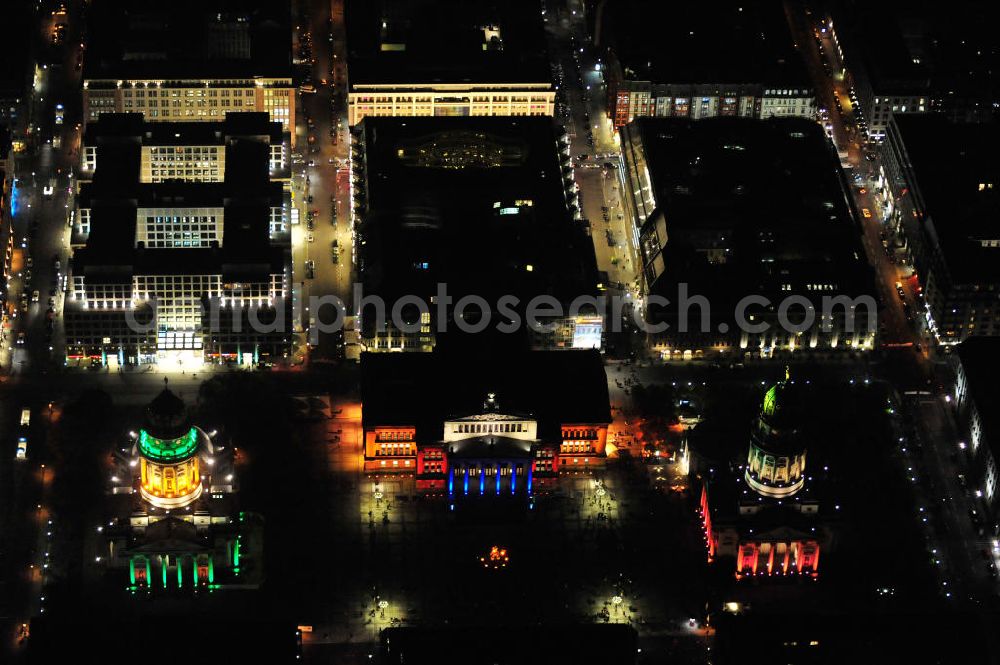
top-left (360, 350), bottom-right (612, 495)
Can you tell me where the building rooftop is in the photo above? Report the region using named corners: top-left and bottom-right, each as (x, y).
top-left (355, 116), bottom-right (598, 309)
top-left (360, 349), bottom-right (611, 441)
top-left (892, 115), bottom-right (1000, 285)
top-left (627, 116), bottom-right (871, 305)
top-left (346, 0), bottom-right (551, 87)
top-left (833, 0), bottom-right (997, 106)
top-left (0, 0), bottom-right (32, 101)
top-left (957, 337), bottom-right (1000, 460)
top-left (84, 0), bottom-right (292, 81)
top-left (84, 112), bottom-right (285, 147)
top-left (598, 0), bottom-right (810, 87)
top-left (82, 133), bottom-right (279, 192)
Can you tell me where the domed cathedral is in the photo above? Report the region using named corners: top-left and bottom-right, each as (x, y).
top-left (697, 369), bottom-right (833, 581)
top-left (135, 387), bottom-right (214, 509)
top-left (745, 368), bottom-right (808, 499)
top-left (101, 381), bottom-right (263, 593)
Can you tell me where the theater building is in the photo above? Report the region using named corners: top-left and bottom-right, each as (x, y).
top-left (102, 386), bottom-right (262, 592)
top-left (698, 372), bottom-right (831, 579)
top-left (361, 350), bottom-right (612, 494)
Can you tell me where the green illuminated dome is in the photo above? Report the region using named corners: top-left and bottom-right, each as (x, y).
top-left (137, 385), bottom-right (213, 463)
top-left (138, 427), bottom-right (201, 463)
top-left (756, 368), bottom-right (807, 438)
top-left (746, 368), bottom-right (808, 498)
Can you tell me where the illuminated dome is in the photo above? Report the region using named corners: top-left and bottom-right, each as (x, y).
top-left (745, 369), bottom-right (808, 499)
top-left (135, 387), bottom-right (213, 509)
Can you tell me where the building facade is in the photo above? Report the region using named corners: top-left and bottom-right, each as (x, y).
top-left (65, 114), bottom-right (292, 366)
top-left (349, 83), bottom-right (555, 126)
top-left (877, 115), bottom-right (1000, 345)
top-left (610, 82), bottom-right (816, 128)
top-left (952, 338), bottom-right (1000, 535)
top-left (360, 351), bottom-right (612, 492)
top-left (346, 0), bottom-right (554, 126)
top-left (103, 387), bottom-right (262, 592)
top-left (352, 116), bottom-right (601, 354)
top-left (619, 117), bottom-right (876, 358)
top-left (83, 0), bottom-right (294, 137)
top-left (698, 372), bottom-right (829, 579)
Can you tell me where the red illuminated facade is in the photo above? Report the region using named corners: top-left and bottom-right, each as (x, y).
top-left (360, 351), bottom-right (613, 494)
top-left (697, 373), bottom-right (831, 579)
top-left (364, 398), bottom-right (609, 494)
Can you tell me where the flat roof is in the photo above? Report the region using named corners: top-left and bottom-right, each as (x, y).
top-left (82, 138), bottom-right (279, 195)
top-left (625, 117), bottom-right (871, 305)
top-left (84, 112), bottom-right (285, 147)
top-left (84, 0), bottom-right (292, 81)
top-left (892, 115), bottom-right (1000, 285)
top-left (346, 0), bottom-right (551, 87)
top-left (0, 0), bottom-right (33, 98)
top-left (360, 349), bottom-right (611, 441)
top-left (356, 116), bottom-right (598, 306)
top-left (832, 0), bottom-right (996, 99)
top-left (599, 0), bottom-right (810, 87)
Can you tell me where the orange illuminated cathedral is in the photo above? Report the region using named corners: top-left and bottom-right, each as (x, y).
top-left (101, 384), bottom-right (263, 593)
top-left (697, 371), bottom-right (832, 579)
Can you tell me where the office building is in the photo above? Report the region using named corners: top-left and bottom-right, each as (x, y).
top-left (353, 116), bottom-right (601, 352)
top-left (953, 338), bottom-right (1000, 534)
top-left (82, 0), bottom-right (295, 135)
top-left (0, 0), bottom-right (33, 142)
top-left (619, 117), bottom-right (875, 357)
top-left (79, 111), bottom-right (289, 185)
top-left (65, 113), bottom-right (292, 366)
top-left (345, 0), bottom-right (555, 125)
top-left (597, 0), bottom-right (817, 127)
top-left (878, 115), bottom-right (1000, 344)
top-left (826, 0), bottom-right (996, 140)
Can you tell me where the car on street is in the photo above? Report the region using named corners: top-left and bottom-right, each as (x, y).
top-left (862, 208), bottom-right (872, 218)
top-left (16, 437), bottom-right (28, 460)
top-left (31, 289), bottom-right (39, 302)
